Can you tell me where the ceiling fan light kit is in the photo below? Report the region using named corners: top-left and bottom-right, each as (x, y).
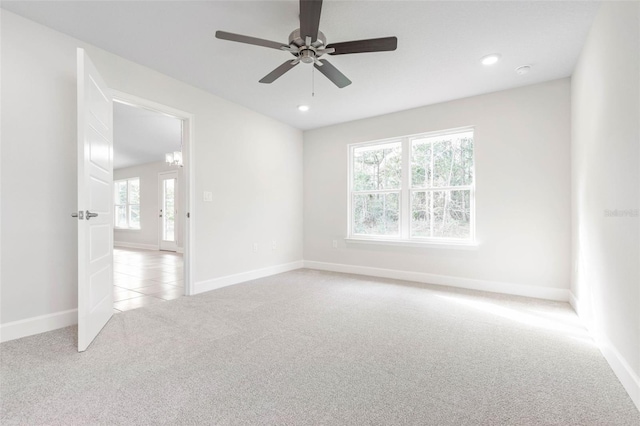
top-left (215, 0), bottom-right (398, 88)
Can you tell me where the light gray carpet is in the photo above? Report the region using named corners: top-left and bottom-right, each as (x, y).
top-left (1, 269), bottom-right (639, 425)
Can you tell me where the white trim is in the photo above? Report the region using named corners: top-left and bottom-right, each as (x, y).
top-left (569, 292), bottom-right (640, 411)
top-left (0, 309), bottom-right (78, 343)
top-left (595, 335), bottom-right (640, 411)
top-left (303, 260), bottom-right (569, 301)
top-left (345, 237), bottom-right (479, 250)
top-left (569, 290), bottom-right (579, 313)
top-left (194, 261), bottom-right (304, 294)
top-left (114, 241), bottom-right (159, 251)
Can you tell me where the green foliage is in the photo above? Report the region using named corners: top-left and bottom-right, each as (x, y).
top-left (352, 133), bottom-right (473, 239)
top-left (353, 143), bottom-right (401, 191)
top-left (411, 136), bottom-right (473, 188)
top-left (353, 193), bottom-right (399, 235)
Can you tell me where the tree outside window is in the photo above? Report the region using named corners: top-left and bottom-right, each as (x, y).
top-left (114, 178), bottom-right (140, 229)
top-left (349, 129), bottom-right (474, 243)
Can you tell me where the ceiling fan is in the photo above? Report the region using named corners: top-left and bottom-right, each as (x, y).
top-left (215, 0), bottom-right (398, 88)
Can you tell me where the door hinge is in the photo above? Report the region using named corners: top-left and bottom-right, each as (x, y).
top-left (187, 212), bottom-right (190, 218)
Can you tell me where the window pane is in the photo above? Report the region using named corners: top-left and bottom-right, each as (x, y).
top-left (129, 205), bottom-right (140, 229)
top-left (412, 132), bottom-right (473, 188)
top-left (432, 134), bottom-right (473, 187)
top-left (115, 205), bottom-right (127, 228)
top-left (432, 190), bottom-right (471, 239)
top-left (456, 136), bottom-right (474, 186)
top-left (128, 179), bottom-right (140, 204)
top-left (353, 192), bottom-right (399, 236)
top-left (411, 141), bottom-right (432, 188)
top-left (163, 179), bottom-right (175, 242)
top-left (411, 191), bottom-right (431, 237)
top-left (115, 181), bottom-right (127, 205)
top-left (353, 143), bottom-right (401, 191)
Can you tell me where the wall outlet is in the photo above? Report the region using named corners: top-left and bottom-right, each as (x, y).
top-left (203, 191), bottom-right (213, 202)
top-left (332, 239), bottom-right (338, 248)
top-left (272, 240), bottom-right (277, 250)
top-left (252, 243), bottom-right (258, 253)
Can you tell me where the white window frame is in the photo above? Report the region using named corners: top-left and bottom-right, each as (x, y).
top-left (347, 127), bottom-right (476, 247)
top-left (114, 177), bottom-right (141, 230)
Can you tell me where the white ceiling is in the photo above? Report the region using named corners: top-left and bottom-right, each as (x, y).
top-left (2, 1), bottom-right (600, 130)
top-left (113, 102), bottom-right (182, 169)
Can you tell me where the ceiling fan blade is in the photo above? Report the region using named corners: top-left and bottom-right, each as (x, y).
top-left (300, 0), bottom-right (323, 42)
top-left (215, 30), bottom-right (287, 50)
top-left (314, 59), bottom-right (351, 88)
top-left (259, 61), bottom-right (299, 84)
top-left (327, 37), bottom-right (398, 55)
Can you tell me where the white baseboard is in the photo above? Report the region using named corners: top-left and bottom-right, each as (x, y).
top-left (0, 309), bottom-right (77, 343)
top-left (569, 292), bottom-right (640, 411)
top-left (114, 241), bottom-right (159, 251)
top-left (596, 335), bottom-right (640, 411)
top-left (303, 260), bottom-right (570, 302)
top-left (569, 290), bottom-right (579, 313)
top-left (1, 261), bottom-right (304, 343)
top-left (194, 260), bottom-right (305, 294)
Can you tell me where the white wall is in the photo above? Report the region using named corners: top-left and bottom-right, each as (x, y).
top-left (0, 11), bottom-right (303, 326)
top-left (304, 79), bottom-right (571, 298)
top-left (571, 1), bottom-right (640, 408)
top-left (114, 161), bottom-right (185, 251)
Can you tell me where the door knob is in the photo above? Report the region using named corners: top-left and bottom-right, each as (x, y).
top-left (85, 210), bottom-right (98, 220)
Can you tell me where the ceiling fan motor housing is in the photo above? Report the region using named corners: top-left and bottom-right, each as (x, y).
top-left (289, 28), bottom-right (327, 48)
top-left (288, 28), bottom-right (328, 63)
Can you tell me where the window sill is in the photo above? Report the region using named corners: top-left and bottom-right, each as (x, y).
top-left (114, 228), bottom-right (141, 232)
top-left (344, 237), bottom-right (478, 250)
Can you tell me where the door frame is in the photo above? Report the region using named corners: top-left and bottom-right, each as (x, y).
top-left (112, 90), bottom-right (195, 296)
top-left (158, 170), bottom-right (179, 252)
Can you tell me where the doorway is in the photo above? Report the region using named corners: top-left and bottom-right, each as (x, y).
top-left (110, 93), bottom-right (193, 313)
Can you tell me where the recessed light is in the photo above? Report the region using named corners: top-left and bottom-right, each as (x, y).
top-left (481, 54), bottom-right (501, 66)
top-left (298, 105), bottom-right (310, 112)
top-left (515, 65), bottom-right (532, 75)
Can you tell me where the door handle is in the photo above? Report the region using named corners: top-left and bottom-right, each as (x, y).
top-left (85, 210), bottom-right (98, 220)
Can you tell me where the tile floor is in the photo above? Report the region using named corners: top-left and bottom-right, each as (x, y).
top-left (113, 247), bottom-right (184, 313)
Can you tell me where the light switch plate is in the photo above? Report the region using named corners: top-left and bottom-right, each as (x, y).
top-left (203, 191), bottom-right (213, 202)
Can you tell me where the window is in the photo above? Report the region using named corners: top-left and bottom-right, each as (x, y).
top-left (114, 178), bottom-right (140, 229)
top-left (349, 128), bottom-right (474, 244)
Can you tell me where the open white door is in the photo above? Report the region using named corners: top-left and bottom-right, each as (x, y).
top-left (77, 48), bottom-right (114, 352)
